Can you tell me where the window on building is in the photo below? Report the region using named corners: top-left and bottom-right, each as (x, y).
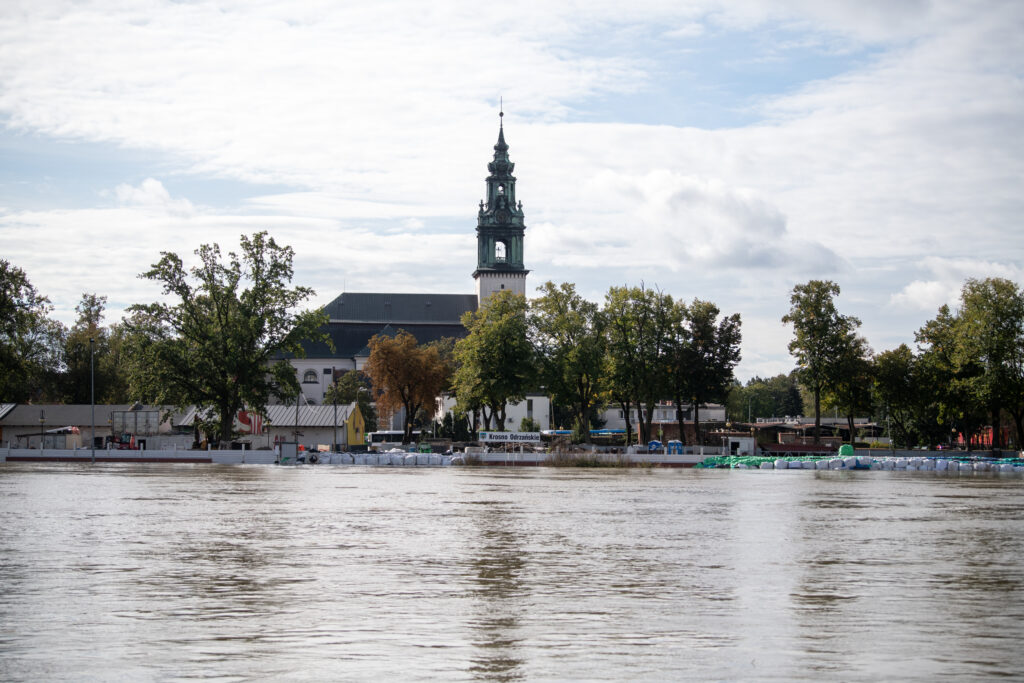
top-left (495, 241), bottom-right (507, 261)
top-left (302, 370), bottom-right (318, 384)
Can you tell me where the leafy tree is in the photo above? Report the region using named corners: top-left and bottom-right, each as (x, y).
top-left (454, 291), bottom-right (535, 431)
top-left (529, 281), bottom-right (606, 442)
top-left (324, 370), bottom-right (377, 433)
top-left (62, 294), bottom-right (130, 404)
top-left (727, 373), bottom-right (804, 422)
top-left (0, 260), bottom-right (65, 401)
top-left (956, 278), bottom-right (1024, 448)
top-left (668, 299), bottom-right (741, 445)
top-left (124, 232), bottom-right (327, 446)
top-left (873, 344), bottom-right (949, 449)
top-left (822, 332), bottom-right (874, 443)
top-left (364, 330), bottom-right (449, 443)
top-left (782, 280), bottom-right (860, 444)
top-left (916, 304), bottom-right (985, 448)
top-left (603, 284), bottom-right (676, 445)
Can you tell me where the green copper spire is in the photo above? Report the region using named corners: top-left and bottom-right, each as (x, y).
top-left (473, 109), bottom-right (529, 299)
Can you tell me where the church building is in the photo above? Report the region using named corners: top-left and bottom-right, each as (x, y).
top-left (290, 113), bottom-right (530, 406)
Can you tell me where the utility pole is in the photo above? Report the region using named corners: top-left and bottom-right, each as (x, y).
top-left (90, 337), bottom-right (96, 463)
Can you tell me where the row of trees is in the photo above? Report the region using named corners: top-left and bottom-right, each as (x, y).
top-left (363, 283), bottom-right (743, 446)
top-left (776, 278), bottom-right (1024, 450)
top-left (1, 234), bottom-right (328, 446)
top-left (6, 232), bottom-right (1022, 450)
top-left (1, 260), bottom-right (129, 405)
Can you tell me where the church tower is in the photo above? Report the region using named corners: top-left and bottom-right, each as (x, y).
top-left (473, 111), bottom-right (528, 304)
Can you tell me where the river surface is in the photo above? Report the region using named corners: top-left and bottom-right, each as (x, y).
top-left (1, 464), bottom-right (1022, 681)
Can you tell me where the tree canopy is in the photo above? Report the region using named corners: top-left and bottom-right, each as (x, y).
top-left (782, 280), bottom-right (861, 443)
top-left (668, 298), bottom-right (742, 445)
top-left (529, 281), bottom-right (606, 441)
top-left (0, 260), bottom-right (65, 402)
top-left (364, 330), bottom-right (450, 443)
top-left (123, 232), bottom-right (327, 446)
top-left (453, 291), bottom-right (535, 431)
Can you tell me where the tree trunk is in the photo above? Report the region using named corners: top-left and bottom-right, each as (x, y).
top-left (813, 388), bottom-right (821, 445)
top-left (847, 414), bottom-right (855, 445)
top-left (619, 399), bottom-right (633, 447)
top-left (693, 402), bottom-right (701, 446)
top-left (991, 405), bottom-right (1002, 450)
top-left (1011, 409), bottom-right (1024, 450)
top-left (674, 397), bottom-right (686, 446)
top-left (219, 406), bottom-right (234, 449)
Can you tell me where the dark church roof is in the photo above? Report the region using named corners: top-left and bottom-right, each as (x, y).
top-left (324, 292), bottom-right (477, 324)
top-left (290, 292), bottom-right (478, 361)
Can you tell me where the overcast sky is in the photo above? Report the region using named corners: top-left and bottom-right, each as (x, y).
top-left (2, 0), bottom-right (1021, 381)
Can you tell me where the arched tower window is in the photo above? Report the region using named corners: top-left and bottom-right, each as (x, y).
top-left (497, 184), bottom-right (504, 195)
top-left (302, 370), bottom-right (318, 384)
top-left (495, 241), bottom-right (507, 262)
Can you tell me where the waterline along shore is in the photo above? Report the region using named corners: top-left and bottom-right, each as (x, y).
top-left (4, 446), bottom-right (1024, 472)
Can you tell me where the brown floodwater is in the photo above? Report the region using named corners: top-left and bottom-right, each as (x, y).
top-left (1, 463), bottom-right (1022, 681)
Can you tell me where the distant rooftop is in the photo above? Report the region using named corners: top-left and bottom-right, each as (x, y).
top-left (323, 292), bottom-right (477, 324)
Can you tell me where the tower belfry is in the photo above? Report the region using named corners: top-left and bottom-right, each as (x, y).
top-left (473, 109), bottom-right (528, 303)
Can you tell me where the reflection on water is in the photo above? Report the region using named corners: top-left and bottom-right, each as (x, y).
top-left (1, 464), bottom-right (1023, 681)
top-left (469, 499), bottom-right (527, 680)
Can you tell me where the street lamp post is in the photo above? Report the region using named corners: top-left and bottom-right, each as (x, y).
top-left (90, 337), bottom-right (96, 463)
top-left (39, 409), bottom-right (45, 449)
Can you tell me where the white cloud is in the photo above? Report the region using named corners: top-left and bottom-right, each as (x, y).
top-left (114, 178), bottom-right (194, 216)
top-left (1, 0), bottom-right (1022, 381)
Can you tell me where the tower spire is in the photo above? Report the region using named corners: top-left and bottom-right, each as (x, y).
top-left (474, 108), bottom-right (528, 303)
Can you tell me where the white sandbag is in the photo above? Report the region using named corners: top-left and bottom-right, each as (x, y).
top-left (815, 459), bottom-right (830, 469)
top-left (973, 461), bottom-right (989, 472)
top-left (882, 460), bottom-right (895, 470)
top-left (959, 461), bottom-right (974, 472)
top-left (999, 463), bottom-right (1015, 473)
top-left (450, 455), bottom-right (465, 466)
top-left (735, 463), bottom-right (749, 469)
top-left (844, 457), bottom-right (858, 469)
top-left (894, 458), bottom-right (908, 469)
top-left (858, 456), bottom-right (875, 468)
top-left (801, 461), bottom-right (815, 469)
top-left (775, 459), bottom-right (789, 470)
top-left (829, 458), bottom-right (843, 469)
top-left (909, 458), bottom-right (922, 468)
top-left (920, 460), bottom-right (934, 471)
top-left (760, 461), bottom-right (774, 469)
top-left (429, 454), bottom-right (442, 466)
top-left (934, 459), bottom-right (948, 471)
top-left (441, 455), bottom-right (453, 466)
top-left (405, 454), bottom-right (419, 466)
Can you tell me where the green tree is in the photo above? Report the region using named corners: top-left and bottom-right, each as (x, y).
top-left (916, 304), bottom-right (986, 448)
top-left (668, 299), bottom-right (741, 445)
top-left (324, 370), bottom-right (377, 433)
top-left (62, 293), bottom-right (130, 404)
top-left (603, 284), bottom-right (676, 445)
top-left (124, 232), bottom-right (327, 447)
top-left (822, 332), bottom-right (874, 444)
top-left (454, 291), bottom-right (535, 431)
top-left (957, 278), bottom-right (1024, 448)
top-left (0, 260), bottom-right (65, 401)
top-left (529, 281), bottom-right (606, 442)
top-left (364, 331), bottom-right (450, 444)
top-left (782, 280), bottom-right (861, 444)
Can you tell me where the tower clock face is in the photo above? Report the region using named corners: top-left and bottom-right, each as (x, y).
top-left (496, 209), bottom-right (510, 223)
